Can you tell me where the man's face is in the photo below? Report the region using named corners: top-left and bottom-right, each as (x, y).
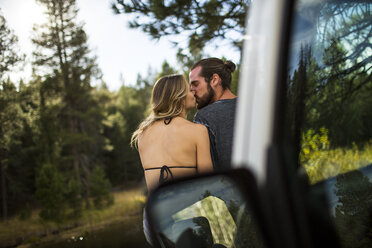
top-left (184, 80), bottom-right (196, 111)
top-left (189, 66), bottom-right (215, 109)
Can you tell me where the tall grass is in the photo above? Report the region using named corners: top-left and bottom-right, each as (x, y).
top-left (301, 129), bottom-right (372, 184)
top-left (0, 186), bottom-right (147, 247)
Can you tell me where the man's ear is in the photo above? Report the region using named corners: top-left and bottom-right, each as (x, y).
top-left (210, 73), bottom-right (222, 88)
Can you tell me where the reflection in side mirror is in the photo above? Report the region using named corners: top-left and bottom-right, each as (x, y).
top-left (146, 169), bottom-right (266, 248)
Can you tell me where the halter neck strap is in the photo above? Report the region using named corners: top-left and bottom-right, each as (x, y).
top-left (164, 117), bottom-right (172, 125)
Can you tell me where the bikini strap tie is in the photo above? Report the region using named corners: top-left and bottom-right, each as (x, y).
top-left (159, 165), bottom-right (173, 184)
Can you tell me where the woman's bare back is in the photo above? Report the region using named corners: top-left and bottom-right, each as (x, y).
top-left (138, 117), bottom-right (212, 191)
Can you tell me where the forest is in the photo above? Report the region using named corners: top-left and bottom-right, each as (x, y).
top-left (0, 1), bottom-right (243, 242)
top-left (1, 2), bottom-right (147, 223)
top-left (0, 1), bottom-right (213, 246)
top-left (0, 0), bottom-right (371, 247)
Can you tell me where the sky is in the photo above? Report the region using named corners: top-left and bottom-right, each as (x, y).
top-left (1, 0), bottom-right (241, 91)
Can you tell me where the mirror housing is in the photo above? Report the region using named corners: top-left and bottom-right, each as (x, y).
top-left (146, 169), bottom-right (267, 248)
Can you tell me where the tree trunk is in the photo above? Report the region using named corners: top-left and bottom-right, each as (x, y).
top-left (69, 118), bottom-right (81, 184)
top-left (1, 163), bottom-right (7, 221)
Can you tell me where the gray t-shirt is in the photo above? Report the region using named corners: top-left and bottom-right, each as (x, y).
top-left (193, 98), bottom-right (237, 170)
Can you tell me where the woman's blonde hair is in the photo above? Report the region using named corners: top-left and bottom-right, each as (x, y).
top-left (130, 74), bottom-right (188, 148)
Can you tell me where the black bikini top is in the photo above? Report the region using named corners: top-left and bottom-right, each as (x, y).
top-left (145, 165), bottom-right (197, 184)
top-left (144, 117), bottom-right (196, 184)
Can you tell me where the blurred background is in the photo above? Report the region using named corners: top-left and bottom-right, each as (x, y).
top-left (0, 0), bottom-right (245, 247)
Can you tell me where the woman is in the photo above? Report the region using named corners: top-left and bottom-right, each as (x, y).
top-left (131, 74), bottom-right (213, 192)
top-left (131, 74), bottom-right (213, 245)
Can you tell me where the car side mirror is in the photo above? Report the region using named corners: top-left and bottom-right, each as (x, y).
top-left (146, 169), bottom-right (267, 248)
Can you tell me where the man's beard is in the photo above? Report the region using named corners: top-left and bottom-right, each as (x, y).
top-left (196, 83), bottom-right (215, 109)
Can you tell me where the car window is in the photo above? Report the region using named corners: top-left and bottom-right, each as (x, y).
top-left (285, 0), bottom-right (372, 184)
top-left (285, 0), bottom-right (372, 247)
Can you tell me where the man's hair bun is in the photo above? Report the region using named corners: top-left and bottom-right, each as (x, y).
top-left (224, 60), bottom-right (236, 73)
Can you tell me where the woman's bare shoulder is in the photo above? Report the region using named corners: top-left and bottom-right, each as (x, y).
top-left (182, 120), bottom-right (208, 135)
top-left (186, 122), bottom-right (209, 146)
top-left (137, 123), bottom-right (155, 148)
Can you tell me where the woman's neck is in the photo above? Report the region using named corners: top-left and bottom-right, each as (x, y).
top-left (179, 109), bottom-right (187, 119)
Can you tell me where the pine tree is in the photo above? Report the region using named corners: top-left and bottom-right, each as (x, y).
top-left (0, 80), bottom-right (24, 220)
top-left (89, 166), bottom-right (113, 209)
top-left (0, 12), bottom-right (25, 220)
top-left (4, 80), bottom-right (40, 220)
top-left (32, 0), bottom-right (106, 210)
top-left (111, 0), bottom-right (250, 56)
top-left (35, 163), bottom-right (66, 222)
top-left (0, 11), bottom-right (24, 80)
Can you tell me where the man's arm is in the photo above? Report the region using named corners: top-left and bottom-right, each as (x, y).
top-left (193, 113), bottom-right (219, 170)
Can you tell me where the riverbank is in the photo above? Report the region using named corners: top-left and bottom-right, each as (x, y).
top-left (0, 185), bottom-right (147, 248)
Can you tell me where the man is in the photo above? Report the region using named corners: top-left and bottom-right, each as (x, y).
top-left (189, 58), bottom-right (237, 170)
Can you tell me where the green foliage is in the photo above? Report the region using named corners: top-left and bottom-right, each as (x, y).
top-left (0, 79), bottom-right (30, 220)
top-left (18, 203), bottom-right (32, 221)
top-left (300, 128), bottom-right (330, 164)
top-left (0, 80), bottom-right (39, 221)
top-left (31, 0), bottom-right (109, 208)
top-left (301, 129), bottom-right (372, 184)
top-left (102, 84), bottom-right (147, 185)
top-left (157, 61), bottom-right (177, 78)
top-left (1, 0), bottom-right (216, 223)
top-left (0, 187), bottom-right (146, 247)
top-left (33, 0), bottom-right (100, 80)
top-left (35, 163), bottom-right (66, 222)
top-left (287, 39), bottom-right (372, 150)
top-left (89, 166), bottom-right (114, 209)
top-left (111, 0), bottom-right (250, 55)
top-left (0, 80), bottom-right (23, 154)
top-left (286, 10), bottom-right (372, 184)
top-left (176, 48), bottom-right (205, 74)
top-left (0, 11), bottom-right (24, 79)
top-left (65, 178), bottom-right (83, 218)
top-left (309, 6), bottom-right (372, 146)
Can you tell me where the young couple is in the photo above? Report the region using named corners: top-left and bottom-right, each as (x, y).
top-left (131, 57), bottom-right (238, 192)
top-left (133, 57), bottom-right (237, 245)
